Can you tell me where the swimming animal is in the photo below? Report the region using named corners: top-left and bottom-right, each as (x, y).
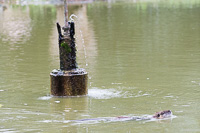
top-left (153, 110), bottom-right (172, 119)
top-left (75, 110), bottom-right (172, 122)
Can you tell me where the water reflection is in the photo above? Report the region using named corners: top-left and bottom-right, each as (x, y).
top-left (0, 3), bottom-right (57, 109)
top-left (74, 5), bottom-right (97, 70)
top-left (87, 1), bottom-right (200, 88)
top-left (50, 97), bottom-right (89, 119)
top-left (0, 5), bottom-right (31, 44)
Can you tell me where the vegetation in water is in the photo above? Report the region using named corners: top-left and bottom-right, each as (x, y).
top-left (61, 42), bottom-right (71, 53)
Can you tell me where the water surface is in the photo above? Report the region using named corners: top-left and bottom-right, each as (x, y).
top-left (0, 0), bottom-right (200, 132)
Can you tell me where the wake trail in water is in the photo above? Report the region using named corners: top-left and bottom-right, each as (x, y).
top-left (38, 115), bottom-right (177, 125)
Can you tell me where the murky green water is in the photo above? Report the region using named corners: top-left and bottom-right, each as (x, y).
top-left (0, 0), bottom-right (200, 132)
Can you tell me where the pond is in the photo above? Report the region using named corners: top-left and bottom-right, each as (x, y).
top-left (0, 0), bottom-right (200, 132)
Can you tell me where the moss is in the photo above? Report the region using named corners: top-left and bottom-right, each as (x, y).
top-left (61, 42), bottom-right (71, 53)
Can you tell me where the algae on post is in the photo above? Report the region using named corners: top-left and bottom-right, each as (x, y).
top-left (61, 42), bottom-right (71, 53)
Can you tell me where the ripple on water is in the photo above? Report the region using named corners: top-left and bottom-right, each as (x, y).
top-left (144, 115), bottom-right (177, 123)
top-left (38, 114), bottom-right (177, 125)
top-left (0, 129), bottom-right (17, 133)
top-left (38, 96), bottom-right (52, 100)
top-left (37, 90), bottom-right (117, 100)
top-left (164, 95), bottom-right (174, 98)
top-left (88, 88), bottom-right (122, 99)
top-left (37, 88), bottom-right (150, 100)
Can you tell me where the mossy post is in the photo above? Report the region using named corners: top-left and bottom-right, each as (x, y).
top-left (50, 0), bottom-right (88, 96)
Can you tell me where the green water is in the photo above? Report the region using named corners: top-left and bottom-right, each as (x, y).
top-left (0, 0), bottom-right (200, 132)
